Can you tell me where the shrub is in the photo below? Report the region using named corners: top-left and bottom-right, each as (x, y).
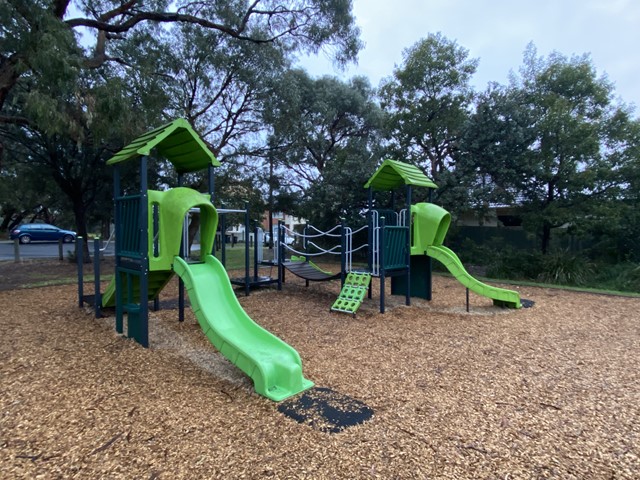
top-left (537, 252), bottom-right (594, 286)
top-left (592, 263), bottom-right (640, 293)
top-left (485, 250), bottom-right (545, 281)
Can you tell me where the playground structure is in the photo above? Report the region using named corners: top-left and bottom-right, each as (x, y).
top-left (272, 159), bottom-right (521, 314)
top-left (91, 118), bottom-right (313, 401)
top-left (78, 119), bottom-right (520, 399)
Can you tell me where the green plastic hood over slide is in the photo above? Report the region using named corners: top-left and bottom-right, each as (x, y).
top-left (173, 255), bottom-right (314, 401)
top-left (148, 188), bottom-right (217, 271)
top-left (411, 202), bottom-right (450, 253)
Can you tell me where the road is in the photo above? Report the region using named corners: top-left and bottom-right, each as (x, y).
top-left (0, 240), bottom-right (115, 261)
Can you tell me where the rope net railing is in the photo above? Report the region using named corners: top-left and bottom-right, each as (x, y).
top-left (279, 222), bottom-right (370, 274)
top-left (282, 242), bottom-right (341, 258)
top-left (306, 224), bottom-right (342, 238)
top-left (276, 209), bottom-right (407, 279)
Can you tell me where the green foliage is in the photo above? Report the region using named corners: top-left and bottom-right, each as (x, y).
top-left (535, 252), bottom-right (594, 286)
top-left (462, 44), bottom-right (638, 255)
top-left (592, 263), bottom-right (640, 293)
top-left (380, 32), bottom-right (478, 196)
top-left (263, 70), bottom-right (383, 228)
top-left (0, 0), bottom-right (364, 256)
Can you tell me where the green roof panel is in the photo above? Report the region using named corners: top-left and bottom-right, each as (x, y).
top-left (107, 118), bottom-right (220, 173)
top-left (364, 159), bottom-right (438, 190)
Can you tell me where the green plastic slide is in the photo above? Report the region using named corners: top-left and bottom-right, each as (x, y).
top-left (426, 245), bottom-right (521, 309)
top-left (173, 254), bottom-right (314, 401)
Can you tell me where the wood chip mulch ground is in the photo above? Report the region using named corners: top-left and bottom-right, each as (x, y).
top-left (0, 259), bottom-right (639, 479)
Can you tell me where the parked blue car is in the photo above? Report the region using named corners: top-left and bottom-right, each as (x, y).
top-left (10, 224), bottom-right (76, 244)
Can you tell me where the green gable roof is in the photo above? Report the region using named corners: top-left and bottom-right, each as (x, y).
top-left (364, 159), bottom-right (438, 191)
top-left (107, 118), bottom-right (220, 173)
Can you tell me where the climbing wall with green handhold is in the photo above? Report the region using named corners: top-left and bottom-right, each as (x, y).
top-left (331, 272), bottom-right (372, 316)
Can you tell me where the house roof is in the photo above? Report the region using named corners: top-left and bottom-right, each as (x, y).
top-left (107, 118), bottom-right (220, 173)
top-left (364, 159), bottom-right (438, 191)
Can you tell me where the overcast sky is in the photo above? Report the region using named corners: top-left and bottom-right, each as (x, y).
top-left (299, 0), bottom-right (640, 110)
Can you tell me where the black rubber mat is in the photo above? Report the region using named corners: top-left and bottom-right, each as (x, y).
top-left (277, 387), bottom-right (374, 433)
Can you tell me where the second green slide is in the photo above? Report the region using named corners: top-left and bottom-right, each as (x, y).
top-left (427, 245), bottom-right (521, 309)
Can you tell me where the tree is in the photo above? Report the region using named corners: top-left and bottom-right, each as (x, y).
top-left (263, 70), bottom-right (384, 227)
top-left (458, 84), bottom-right (538, 222)
top-left (462, 44), bottom-right (638, 254)
top-left (1, 0), bottom-right (362, 118)
top-left (0, 156), bottom-right (66, 231)
top-left (379, 33), bottom-right (478, 189)
top-left (1, 0), bottom-right (363, 257)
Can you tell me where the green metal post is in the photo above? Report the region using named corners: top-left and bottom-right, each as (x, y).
top-left (93, 238), bottom-right (101, 318)
top-left (77, 236), bottom-right (84, 307)
top-left (427, 188), bottom-right (433, 301)
top-left (340, 220), bottom-right (346, 288)
top-left (138, 156), bottom-right (149, 347)
top-left (379, 216), bottom-right (386, 314)
top-left (177, 173), bottom-right (185, 322)
top-left (244, 202), bottom-right (250, 296)
top-left (114, 165), bottom-right (123, 334)
top-left (220, 203), bottom-right (226, 267)
top-left (278, 220), bottom-right (285, 289)
top-left (405, 185), bottom-right (412, 306)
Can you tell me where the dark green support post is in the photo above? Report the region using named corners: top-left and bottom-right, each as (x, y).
top-left (209, 165), bottom-right (216, 255)
top-left (138, 155), bottom-right (149, 347)
top-left (340, 220), bottom-right (346, 288)
top-left (177, 173), bottom-right (185, 323)
top-left (466, 288), bottom-right (470, 313)
top-left (244, 202), bottom-right (250, 296)
top-left (77, 236), bottom-right (84, 307)
top-left (379, 217), bottom-right (386, 314)
top-left (405, 185), bottom-right (412, 307)
top-left (208, 165), bottom-right (215, 201)
top-left (303, 223), bottom-right (310, 287)
top-left (114, 164), bottom-right (124, 334)
top-left (93, 238), bottom-right (101, 318)
top-left (277, 220), bottom-right (285, 289)
top-left (178, 214), bottom-right (186, 322)
top-left (367, 187), bottom-right (373, 274)
top-left (427, 188), bottom-right (433, 301)
top-left (253, 225), bottom-right (260, 281)
top-left (220, 203), bottom-right (227, 267)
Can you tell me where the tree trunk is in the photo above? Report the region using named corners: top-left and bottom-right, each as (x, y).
top-left (541, 221), bottom-right (551, 255)
top-left (0, 207), bottom-right (17, 231)
top-left (71, 200), bottom-right (92, 263)
top-left (0, 56), bottom-right (21, 115)
top-left (101, 218), bottom-right (111, 240)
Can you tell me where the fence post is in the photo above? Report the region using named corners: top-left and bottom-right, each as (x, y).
top-left (13, 239), bottom-right (20, 263)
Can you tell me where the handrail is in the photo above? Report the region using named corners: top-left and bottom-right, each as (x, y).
top-left (282, 243), bottom-right (341, 257)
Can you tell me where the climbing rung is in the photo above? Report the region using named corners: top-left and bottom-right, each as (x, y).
top-left (345, 272), bottom-right (371, 288)
top-left (339, 286), bottom-right (367, 301)
top-left (330, 273), bottom-right (372, 315)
